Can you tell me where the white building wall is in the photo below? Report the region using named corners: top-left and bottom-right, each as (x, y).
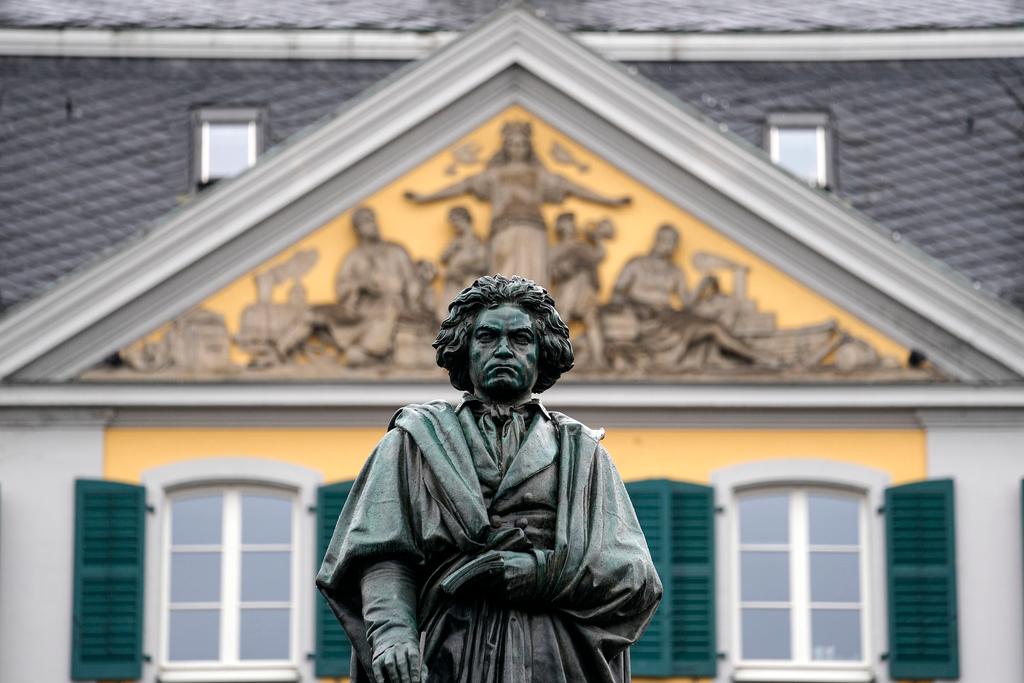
top-left (924, 410), bottom-right (1024, 683)
top-left (0, 412), bottom-right (106, 683)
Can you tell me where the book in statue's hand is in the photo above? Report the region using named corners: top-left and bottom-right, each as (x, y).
top-left (440, 550), bottom-right (505, 595)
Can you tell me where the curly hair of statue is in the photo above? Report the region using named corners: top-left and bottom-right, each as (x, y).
top-left (433, 274), bottom-right (574, 393)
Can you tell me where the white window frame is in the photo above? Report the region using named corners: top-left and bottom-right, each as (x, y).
top-left (734, 487), bottom-right (870, 674)
top-left (192, 108), bottom-right (265, 188)
top-left (712, 459), bottom-right (891, 683)
top-left (161, 486), bottom-right (300, 676)
top-left (766, 112), bottom-right (832, 188)
top-left (141, 458), bottom-right (322, 683)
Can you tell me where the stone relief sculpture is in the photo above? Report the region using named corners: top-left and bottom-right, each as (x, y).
top-left (91, 120), bottom-right (934, 382)
top-left (438, 206), bottom-right (488, 320)
top-left (120, 308), bottom-right (235, 376)
top-left (321, 206), bottom-right (417, 366)
top-left (549, 213), bottom-right (615, 367)
top-left (237, 250), bottom-right (318, 368)
top-left (604, 224), bottom-right (771, 371)
top-left (404, 121), bottom-right (630, 287)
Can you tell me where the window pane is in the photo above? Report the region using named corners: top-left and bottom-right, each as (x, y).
top-left (206, 122), bottom-right (252, 179)
top-left (241, 551), bottom-right (291, 602)
top-left (812, 609), bottom-right (862, 661)
top-left (739, 493), bottom-right (789, 544)
top-left (170, 551), bottom-right (221, 603)
top-left (239, 608), bottom-right (290, 660)
top-left (809, 494), bottom-right (859, 545)
top-left (741, 608), bottom-right (791, 660)
top-left (774, 127), bottom-right (820, 184)
top-left (242, 494), bottom-right (292, 545)
top-left (811, 552), bottom-right (860, 602)
top-left (168, 609), bottom-right (220, 661)
top-left (172, 494), bottom-right (222, 545)
top-left (741, 551), bottom-right (790, 601)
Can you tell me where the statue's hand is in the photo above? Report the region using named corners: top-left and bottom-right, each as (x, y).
top-left (371, 639), bottom-right (427, 683)
top-left (465, 550), bottom-right (538, 602)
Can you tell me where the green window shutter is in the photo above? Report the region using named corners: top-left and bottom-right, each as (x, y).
top-left (885, 479), bottom-right (959, 680)
top-left (626, 479), bottom-right (716, 677)
top-left (315, 480), bottom-right (354, 677)
top-left (71, 479), bottom-right (146, 681)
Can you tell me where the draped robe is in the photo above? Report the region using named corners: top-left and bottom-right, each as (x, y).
top-left (316, 400), bottom-right (662, 682)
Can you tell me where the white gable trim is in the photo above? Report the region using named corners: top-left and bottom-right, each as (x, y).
top-left (1, 27), bottom-right (1023, 62)
top-left (0, 6), bottom-right (1023, 382)
top-left (3, 382), bottom-right (1024, 409)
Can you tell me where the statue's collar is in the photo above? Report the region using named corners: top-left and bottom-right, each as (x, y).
top-left (456, 393), bottom-right (550, 421)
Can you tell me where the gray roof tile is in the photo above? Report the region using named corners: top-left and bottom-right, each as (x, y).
top-left (631, 59), bottom-right (1024, 307)
top-left (1, 55), bottom-right (1023, 315)
top-left (2, 0), bottom-right (1024, 32)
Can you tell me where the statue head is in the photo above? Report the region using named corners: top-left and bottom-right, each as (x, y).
top-left (489, 121), bottom-right (537, 167)
top-left (434, 275), bottom-right (573, 399)
top-left (352, 207), bottom-right (380, 242)
top-left (448, 206), bottom-right (472, 235)
top-left (651, 223), bottom-right (680, 259)
top-left (555, 212), bottom-right (577, 241)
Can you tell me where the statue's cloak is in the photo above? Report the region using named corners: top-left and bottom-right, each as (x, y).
top-left (316, 400), bottom-right (662, 682)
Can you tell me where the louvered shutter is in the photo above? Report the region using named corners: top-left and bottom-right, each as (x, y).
top-left (885, 479), bottom-right (959, 679)
top-left (626, 479), bottom-right (717, 677)
top-left (71, 479), bottom-right (146, 680)
top-left (315, 480), bottom-right (354, 677)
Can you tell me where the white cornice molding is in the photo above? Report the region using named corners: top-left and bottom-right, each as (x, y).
top-left (2, 382), bottom-right (1024, 409)
top-left (1, 6), bottom-right (1023, 382)
top-left (0, 27), bottom-right (1023, 62)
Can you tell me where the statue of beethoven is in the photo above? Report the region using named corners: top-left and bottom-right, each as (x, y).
top-left (316, 275), bottom-right (662, 682)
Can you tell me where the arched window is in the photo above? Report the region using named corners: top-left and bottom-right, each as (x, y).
top-left (163, 486), bottom-right (298, 667)
top-left (712, 459), bottom-right (890, 683)
top-left (735, 487), bottom-right (868, 667)
top-left (141, 458), bottom-right (321, 683)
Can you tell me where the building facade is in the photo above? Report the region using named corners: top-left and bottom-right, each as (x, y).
top-left (1, 3), bottom-right (1024, 683)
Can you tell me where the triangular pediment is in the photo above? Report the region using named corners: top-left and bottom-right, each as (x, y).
top-left (1, 6), bottom-right (1022, 385)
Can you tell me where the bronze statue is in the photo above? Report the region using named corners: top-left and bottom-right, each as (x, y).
top-left (404, 122), bottom-right (630, 287)
top-left (317, 275), bottom-right (662, 682)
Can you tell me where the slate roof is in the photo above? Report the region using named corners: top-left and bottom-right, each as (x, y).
top-left (3, 0), bottom-right (1024, 32)
top-left (1, 56), bottom-right (1023, 312)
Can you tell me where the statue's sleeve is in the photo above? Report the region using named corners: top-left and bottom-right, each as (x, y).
top-left (466, 170), bottom-right (494, 201)
top-left (545, 438), bottom-right (663, 657)
top-left (539, 168), bottom-right (571, 203)
top-left (315, 428), bottom-right (429, 677)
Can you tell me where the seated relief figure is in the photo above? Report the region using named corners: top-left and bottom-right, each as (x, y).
top-left (607, 223), bottom-right (772, 370)
top-left (405, 121), bottom-right (630, 288)
top-left (325, 206), bottom-right (417, 365)
top-left (317, 275), bottom-right (662, 683)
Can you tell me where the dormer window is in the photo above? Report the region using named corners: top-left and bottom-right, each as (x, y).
top-left (767, 113), bottom-right (833, 188)
top-left (193, 108), bottom-right (265, 188)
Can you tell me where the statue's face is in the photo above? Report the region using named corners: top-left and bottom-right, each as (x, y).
top-left (449, 211), bottom-right (471, 234)
top-left (468, 304), bottom-right (539, 403)
top-left (652, 228), bottom-right (679, 258)
top-left (353, 210), bottom-right (380, 241)
top-left (555, 215), bottom-right (576, 240)
top-left (504, 132), bottom-right (532, 162)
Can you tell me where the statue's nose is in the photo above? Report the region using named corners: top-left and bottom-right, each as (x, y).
top-left (494, 338), bottom-right (514, 358)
